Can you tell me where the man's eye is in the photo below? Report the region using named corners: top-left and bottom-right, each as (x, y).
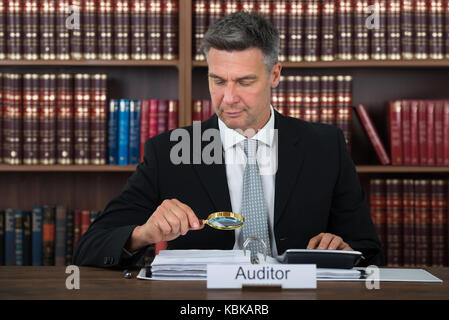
top-left (239, 82), bottom-right (252, 87)
top-left (214, 81), bottom-right (225, 86)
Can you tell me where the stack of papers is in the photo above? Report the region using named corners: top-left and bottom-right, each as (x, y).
top-left (148, 249), bottom-right (252, 280)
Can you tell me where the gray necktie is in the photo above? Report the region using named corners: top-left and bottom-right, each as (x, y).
top-left (239, 139), bottom-right (271, 262)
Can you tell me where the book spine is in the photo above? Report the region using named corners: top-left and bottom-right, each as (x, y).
top-left (224, 0), bottom-right (239, 15)
top-left (74, 74), bottom-right (91, 165)
top-left (55, 205), bottom-right (67, 266)
top-left (129, 100), bottom-right (141, 165)
top-left (0, 73), bottom-right (2, 163)
top-left (73, 210), bottom-right (81, 251)
top-left (14, 211), bottom-right (24, 266)
top-left (434, 100), bottom-right (444, 165)
top-left (6, 0), bottom-right (22, 59)
top-left (65, 209), bottom-right (74, 265)
top-left (304, 0), bottom-right (319, 62)
top-left (273, 1), bottom-right (287, 62)
top-left (31, 206), bottom-right (43, 266)
top-left (107, 99), bottom-right (119, 164)
top-left (429, 0), bottom-right (444, 59)
top-left (42, 206), bottom-right (55, 266)
top-left (310, 76), bottom-right (320, 122)
top-left (118, 99), bottom-right (130, 165)
top-left (157, 100), bottom-right (168, 134)
top-left (415, 179), bottom-right (431, 266)
top-left (402, 100), bottom-right (411, 165)
top-left (444, 100), bottom-right (449, 165)
top-left (193, 0), bottom-right (206, 61)
top-left (0, 210), bottom-right (4, 265)
top-left (90, 74), bottom-right (108, 165)
top-left (370, 0), bottom-right (387, 60)
top-left (5, 208), bottom-right (15, 265)
top-left (56, 0), bottom-right (70, 60)
top-left (294, 76), bottom-right (303, 119)
top-left (276, 76), bottom-right (287, 116)
top-left (23, 74), bottom-right (40, 165)
top-left (446, 0), bottom-right (449, 58)
top-left (40, 0), bottom-right (56, 60)
top-left (70, 0), bottom-right (82, 60)
top-left (354, 0), bottom-right (369, 60)
top-left (401, 0), bottom-right (414, 59)
top-left (335, 75), bottom-right (353, 152)
top-left (414, 0), bottom-right (428, 59)
top-left (286, 76), bottom-right (296, 119)
top-left (23, 0), bottom-right (39, 60)
top-left (80, 210), bottom-right (91, 235)
top-left (321, 0), bottom-right (336, 61)
top-left (387, 0), bottom-right (401, 60)
top-left (431, 180), bottom-right (447, 266)
top-left (148, 99), bottom-right (158, 137)
top-left (201, 100), bottom-right (211, 121)
top-left (386, 179), bottom-right (403, 266)
top-left (402, 179), bottom-right (415, 267)
top-left (257, 0), bottom-right (271, 20)
top-left (140, 100), bottom-right (150, 163)
top-left (148, 0), bottom-right (162, 60)
top-left (98, 0), bottom-right (114, 60)
top-left (0, 0), bottom-right (5, 60)
top-left (337, 0), bottom-right (353, 60)
top-left (355, 104), bottom-right (390, 165)
top-left (426, 101), bottom-right (435, 165)
top-left (3, 73), bottom-right (22, 165)
top-left (23, 211), bottom-right (31, 266)
top-left (57, 74), bottom-right (74, 165)
top-left (288, 0), bottom-right (303, 62)
top-left (39, 74), bottom-right (57, 165)
top-left (167, 99), bottom-right (178, 130)
top-left (418, 100), bottom-right (428, 165)
top-left (369, 179), bottom-right (387, 263)
top-left (240, 0), bottom-right (256, 13)
top-left (389, 100), bottom-right (402, 165)
top-left (82, 0), bottom-right (97, 59)
top-left (192, 100), bottom-right (202, 122)
top-left (114, 0), bottom-right (130, 60)
top-left (162, 0), bottom-right (178, 60)
top-left (131, 0), bottom-right (147, 60)
top-left (208, 0), bottom-right (223, 28)
top-left (319, 76), bottom-right (335, 125)
top-left (410, 100), bottom-right (419, 165)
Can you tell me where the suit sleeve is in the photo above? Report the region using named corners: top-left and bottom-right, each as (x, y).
top-left (72, 139), bottom-right (160, 268)
top-left (328, 129), bottom-right (385, 266)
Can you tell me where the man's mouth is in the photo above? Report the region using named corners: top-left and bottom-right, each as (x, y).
top-left (224, 111), bottom-right (242, 118)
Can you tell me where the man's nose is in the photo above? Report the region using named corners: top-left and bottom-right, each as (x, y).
top-left (223, 82), bottom-right (238, 105)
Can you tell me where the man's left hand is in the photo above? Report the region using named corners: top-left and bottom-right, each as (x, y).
top-left (307, 233), bottom-right (353, 251)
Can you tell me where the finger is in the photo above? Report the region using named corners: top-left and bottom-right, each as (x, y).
top-left (171, 199), bottom-right (200, 229)
top-left (307, 233), bottom-right (323, 249)
top-left (328, 236), bottom-right (343, 250)
top-left (154, 215), bottom-right (172, 236)
top-left (162, 208), bottom-right (182, 235)
top-left (317, 233), bottom-right (334, 249)
top-left (165, 201), bottom-right (189, 235)
top-left (339, 242), bottom-right (353, 251)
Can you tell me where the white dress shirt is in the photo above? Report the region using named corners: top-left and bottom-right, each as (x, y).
top-left (218, 105), bottom-right (279, 257)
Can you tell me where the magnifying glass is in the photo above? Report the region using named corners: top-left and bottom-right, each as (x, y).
top-left (201, 212), bottom-right (244, 230)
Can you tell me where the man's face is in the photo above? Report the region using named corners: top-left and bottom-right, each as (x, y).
top-left (207, 47), bottom-right (281, 133)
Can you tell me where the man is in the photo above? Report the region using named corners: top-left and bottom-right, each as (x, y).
top-left (73, 12), bottom-right (383, 268)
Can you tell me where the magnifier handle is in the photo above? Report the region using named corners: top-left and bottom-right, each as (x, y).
top-left (200, 219), bottom-right (208, 225)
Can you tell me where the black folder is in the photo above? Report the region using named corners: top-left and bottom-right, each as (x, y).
top-left (280, 249), bottom-right (363, 269)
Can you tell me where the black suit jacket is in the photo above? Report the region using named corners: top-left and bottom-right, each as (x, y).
top-left (73, 111), bottom-right (383, 268)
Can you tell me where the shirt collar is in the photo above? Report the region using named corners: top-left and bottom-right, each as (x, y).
top-left (218, 105), bottom-right (275, 151)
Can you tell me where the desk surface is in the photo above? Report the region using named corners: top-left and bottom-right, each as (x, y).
top-left (0, 266), bottom-right (448, 300)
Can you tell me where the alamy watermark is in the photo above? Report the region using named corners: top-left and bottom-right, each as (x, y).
top-left (364, 265), bottom-right (380, 290)
top-left (65, 265), bottom-right (80, 290)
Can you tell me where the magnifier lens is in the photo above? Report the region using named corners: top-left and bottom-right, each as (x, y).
top-left (203, 212), bottom-right (244, 230)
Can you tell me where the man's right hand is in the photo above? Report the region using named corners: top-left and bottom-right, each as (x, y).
top-left (125, 199), bottom-right (204, 252)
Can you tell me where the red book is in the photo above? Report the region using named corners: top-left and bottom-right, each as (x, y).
top-left (148, 99), bottom-right (158, 137)
top-left (386, 179), bottom-right (403, 266)
top-left (167, 100), bottom-right (178, 130)
top-left (431, 180), bottom-right (448, 266)
top-left (140, 100), bottom-right (150, 162)
top-left (80, 210), bottom-right (91, 236)
top-left (201, 100), bottom-right (211, 121)
top-left (443, 100), bottom-right (449, 165)
top-left (410, 100), bottom-right (419, 165)
top-left (434, 100), bottom-right (444, 165)
top-left (426, 101), bottom-right (435, 166)
top-left (415, 180), bottom-right (431, 266)
top-left (402, 179), bottom-right (415, 267)
top-left (155, 241), bottom-right (167, 255)
top-left (192, 100), bottom-right (202, 122)
top-left (42, 206), bottom-right (55, 266)
top-left (418, 101), bottom-right (428, 165)
top-left (355, 104), bottom-right (391, 165)
top-left (389, 100), bottom-right (403, 165)
top-left (401, 100), bottom-right (411, 165)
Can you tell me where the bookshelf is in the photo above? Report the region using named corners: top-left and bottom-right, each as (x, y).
top-left (1, 0), bottom-right (448, 267)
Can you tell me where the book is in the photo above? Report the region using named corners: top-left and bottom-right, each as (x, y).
top-left (0, 1), bottom-right (5, 59)
top-left (369, 179), bottom-right (387, 264)
top-left (370, 0), bottom-right (387, 60)
top-left (148, 0), bottom-right (162, 60)
top-left (23, 211), bottom-right (31, 266)
top-left (23, 0), bottom-right (39, 60)
top-left (39, 74), bottom-right (57, 165)
top-left (429, 0), bottom-right (444, 59)
top-left (337, 0), bottom-right (353, 60)
top-left (42, 206), bottom-right (55, 266)
top-left (387, 0), bottom-right (401, 60)
top-left (0, 210), bottom-right (4, 265)
top-left (272, 1), bottom-right (287, 62)
top-left (90, 74), bottom-right (108, 165)
top-left (108, 99), bottom-right (119, 164)
top-left (57, 74), bottom-right (74, 165)
top-left (31, 206), bottom-right (43, 266)
top-left (98, 0), bottom-right (114, 60)
top-left (304, 0), bottom-right (319, 62)
top-left (355, 104), bottom-right (390, 165)
top-left (131, 0), bottom-right (147, 60)
top-left (114, 0), bottom-right (130, 60)
top-left (4, 208), bottom-right (14, 265)
top-left (55, 205), bottom-right (67, 266)
top-left (65, 209), bottom-right (74, 265)
top-left (56, 0), bottom-right (70, 60)
top-left (415, 180), bottom-right (431, 267)
top-left (118, 99), bottom-right (130, 165)
top-left (288, 0), bottom-right (303, 62)
top-left (414, 0), bottom-right (428, 59)
top-left (430, 179), bottom-right (447, 266)
top-left (402, 179), bottom-right (415, 267)
top-left (321, 0), bottom-right (335, 61)
top-left (139, 100), bottom-right (150, 162)
top-left (6, 0), bottom-right (22, 60)
top-left (3, 74), bottom-right (22, 164)
top-left (129, 100), bottom-right (141, 164)
top-left (354, 0), bottom-right (369, 60)
top-left (162, 0), bottom-right (178, 60)
top-left (14, 211), bottom-right (24, 266)
top-left (70, 0), bottom-right (82, 60)
top-left (386, 179), bottom-right (403, 266)
top-left (23, 74), bottom-right (40, 165)
top-left (74, 74), bottom-right (91, 165)
top-left (401, 0), bottom-right (414, 59)
top-left (389, 100), bottom-right (402, 165)
top-left (40, 0), bottom-right (56, 60)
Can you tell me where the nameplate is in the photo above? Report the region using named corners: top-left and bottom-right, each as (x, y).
top-left (206, 264), bottom-right (317, 289)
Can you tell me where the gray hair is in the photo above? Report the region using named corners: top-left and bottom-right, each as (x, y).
top-left (201, 11), bottom-right (280, 72)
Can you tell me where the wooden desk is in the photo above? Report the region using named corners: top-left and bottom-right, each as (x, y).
top-left (0, 266), bottom-right (448, 300)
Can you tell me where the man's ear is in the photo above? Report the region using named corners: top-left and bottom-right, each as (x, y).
top-left (270, 62), bottom-right (282, 88)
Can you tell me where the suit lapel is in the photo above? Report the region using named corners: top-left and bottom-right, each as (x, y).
top-left (274, 111), bottom-right (306, 227)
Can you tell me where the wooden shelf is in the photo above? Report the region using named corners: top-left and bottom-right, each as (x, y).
top-left (356, 165), bottom-right (449, 173)
top-left (0, 60), bottom-right (179, 67)
top-left (192, 59), bottom-right (449, 68)
top-left (0, 165), bottom-right (137, 172)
